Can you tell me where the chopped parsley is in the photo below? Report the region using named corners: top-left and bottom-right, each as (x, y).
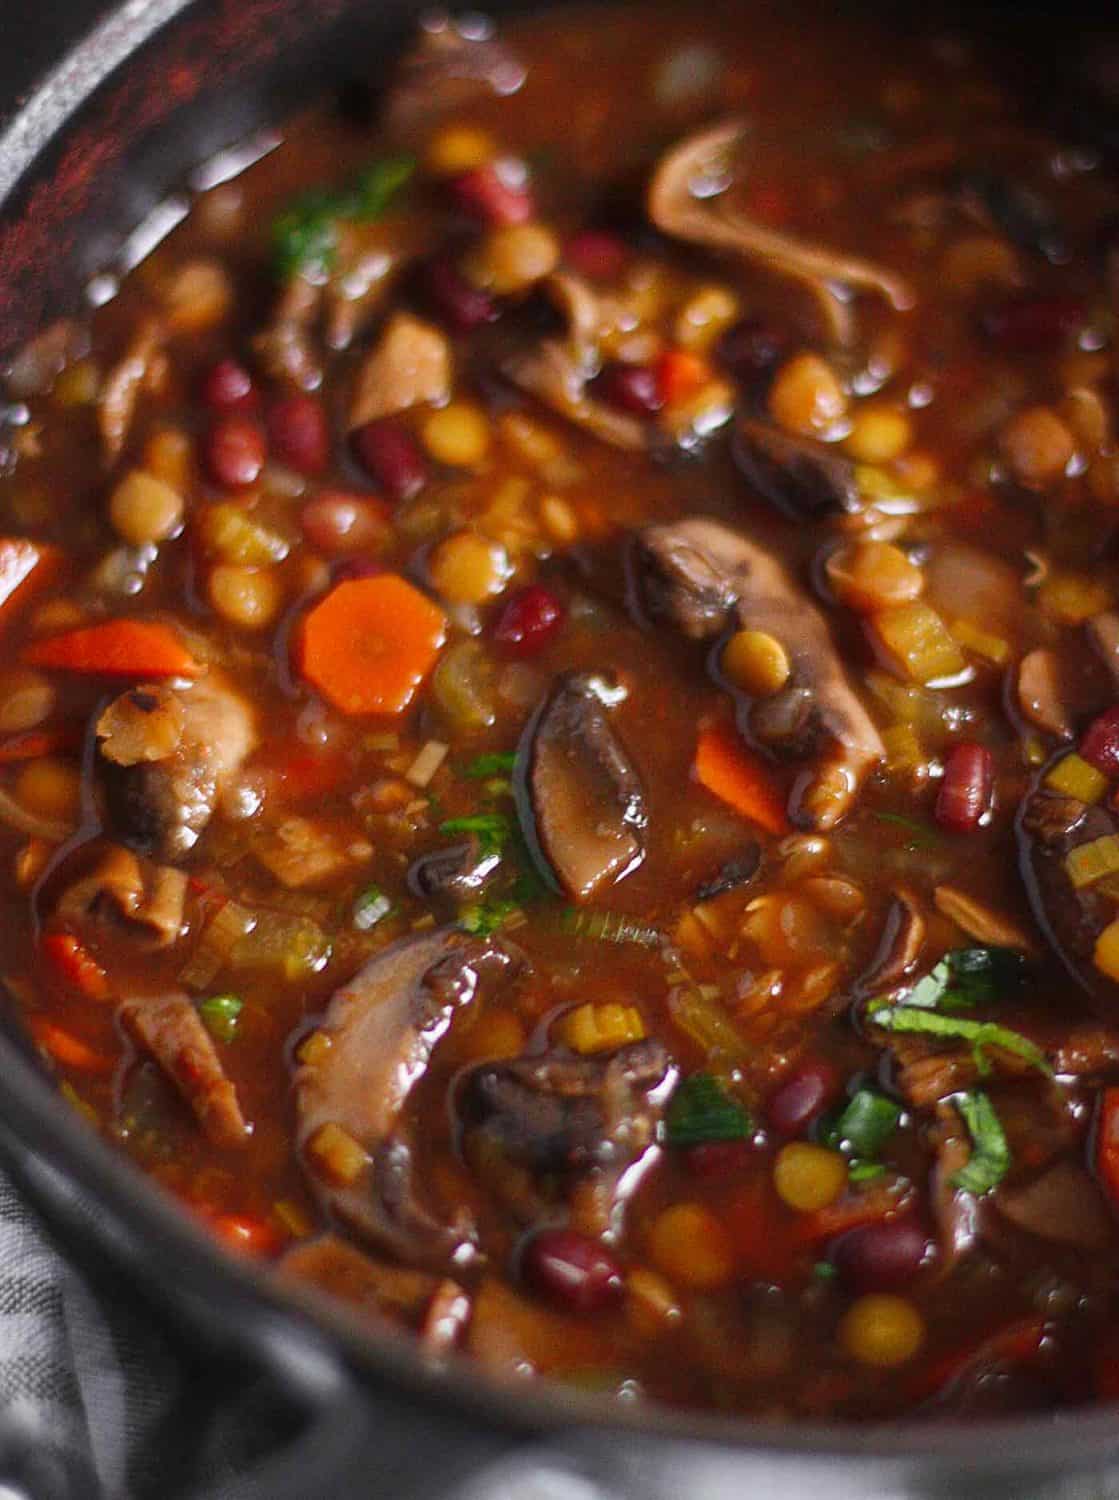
top-left (272, 154), bottom-right (415, 280)
top-left (950, 1089), bottom-right (1011, 1195)
top-left (666, 1073), bottom-right (753, 1148)
top-left (459, 898), bottom-right (521, 937)
top-left (872, 811), bottom-right (942, 851)
top-left (439, 813), bottom-right (514, 858)
top-left (462, 751), bottom-right (518, 780)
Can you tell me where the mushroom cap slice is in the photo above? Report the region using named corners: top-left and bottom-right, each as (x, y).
top-left (1017, 769), bottom-right (1119, 1016)
top-left (734, 417), bottom-right (859, 521)
top-left (515, 671), bottom-right (646, 902)
top-left (296, 928), bottom-right (522, 1269)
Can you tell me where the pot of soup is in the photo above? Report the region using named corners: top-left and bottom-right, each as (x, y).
top-left (2, 0), bottom-right (1119, 1494)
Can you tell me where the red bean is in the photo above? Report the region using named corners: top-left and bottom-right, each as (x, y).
top-left (492, 584), bottom-right (565, 656)
top-left (422, 256), bottom-right (499, 333)
top-left (268, 394), bottom-right (329, 476)
top-left (564, 230), bottom-right (628, 281)
top-left (520, 1228), bottom-right (623, 1316)
top-left (205, 416), bottom-right (265, 489)
top-left (715, 317), bottom-right (792, 389)
top-left (1080, 707), bottom-right (1119, 779)
top-left (200, 358), bottom-right (256, 412)
top-left (831, 1218), bottom-right (931, 1293)
top-left (935, 743), bottom-right (994, 833)
top-left (766, 1059), bottom-right (840, 1136)
top-left (979, 295), bottom-right (1082, 354)
top-left (301, 491), bottom-right (391, 554)
top-left (451, 160), bottom-right (534, 227)
top-left (685, 1141), bottom-right (754, 1178)
top-left (350, 420), bottom-right (428, 502)
top-left (596, 362), bottom-right (663, 416)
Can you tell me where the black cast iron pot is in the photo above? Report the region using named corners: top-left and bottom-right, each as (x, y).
top-left (2, 3), bottom-right (1119, 1496)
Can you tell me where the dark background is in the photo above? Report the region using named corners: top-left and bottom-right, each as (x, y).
top-left (3, 1), bottom-right (109, 122)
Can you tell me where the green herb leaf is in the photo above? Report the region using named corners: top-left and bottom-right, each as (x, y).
top-left (459, 898), bottom-right (520, 936)
top-left (439, 813), bottom-right (514, 857)
top-left (199, 993), bottom-right (243, 1045)
top-left (462, 751), bottom-right (518, 780)
top-left (950, 1089), bottom-right (1011, 1195)
top-left (813, 1259), bottom-right (838, 1280)
top-left (271, 155), bottom-right (415, 280)
top-left (821, 1089), bottom-right (901, 1159)
top-left (666, 1073), bottom-right (753, 1148)
top-left (352, 885), bottom-right (394, 932)
top-left (869, 1004), bottom-right (1052, 1078)
top-left (904, 947), bottom-right (1027, 1012)
top-left (873, 811), bottom-right (942, 851)
top-left (848, 1160), bottom-right (888, 1183)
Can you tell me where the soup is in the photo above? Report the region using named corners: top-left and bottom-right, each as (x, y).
top-left (2, 0), bottom-right (1119, 1422)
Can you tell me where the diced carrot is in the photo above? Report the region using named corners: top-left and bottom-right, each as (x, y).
top-left (656, 349), bottom-right (710, 407)
top-left (0, 726), bottom-right (82, 763)
top-left (791, 1182), bottom-right (904, 1244)
top-left (29, 1017), bottom-right (113, 1073)
top-left (24, 620), bottom-right (199, 678)
top-left (0, 539), bottom-right (65, 632)
top-left (295, 575), bottom-right (447, 716)
top-left (694, 720), bottom-right (790, 836)
top-left (209, 1211), bottom-right (283, 1257)
top-left (41, 932), bottom-right (111, 1002)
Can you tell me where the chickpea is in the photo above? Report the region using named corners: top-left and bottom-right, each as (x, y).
top-left (843, 404), bottom-right (912, 464)
top-left (109, 469), bottom-right (184, 546)
top-left (773, 1143), bottom-right (848, 1212)
top-left (209, 564), bottom-right (282, 629)
top-left (722, 629), bottom-right (791, 697)
top-left (839, 1294), bottom-right (925, 1367)
top-left (0, 669), bottom-right (55, 734)
top-left (647, 1203), bottom-right (735, 1290)
top-left (422, 403), bottom-right (492, 467)
top-left (768, 352), bottom-right (847, 437)
top-left (15, 758), bottom-right (81, 824)
top-left (425, 124), bottom-right (497, 176)
top-left (463, 223), bottom-right (560, 296)
top-left (826, 540), bottom-right (924, 614)
top-left (999, 405), bottom-right (1075, 488)
top-left (429, 530), bottom-right (512, 605)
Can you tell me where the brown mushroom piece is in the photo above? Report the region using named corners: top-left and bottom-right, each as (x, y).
top-left (384, 11), bottom-right (526, 133)
top-left (1016, 648), bottom-right (1074, 741)
top-left (119, 991), bottom-right (249, 1149)
top-left (1016, 770), bottom-right (1119, 1016)
top-left (648, 120), bottom-right (915, 344)
top-left (514, 671), bottom-right (647, 902)
top-left (252, 277), bottom-right (324, 391)
top-left (734, 417), bottom-right (859, 521)
top-left (296, 929), bottom-right (522, 1269)
top-left (860, 887), bottom-right (926, 991)
top-left (632, 517), bottom-right (883, 828)
top-left (993, 1159), bottom-right (1114, 1251)
top-left (348, 312), bottom-right (452, 428)
top-left (929, 1103), bottom-right (980, 1271)
top-left (501, 273), bottom-right (645, 450)
top-left (407, 838), bottom-right (503, 904)
top-left (98, 673), bottom-right (257, 862)
top-left (456, 1037), bottom-right (673, 1230)
top-left (57, 842), bottom-right (188, 949)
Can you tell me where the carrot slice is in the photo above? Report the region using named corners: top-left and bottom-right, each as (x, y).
top-left (657, 349), bottom-right (710, 406)
top-left (0, 539), bottom-right (64, 631)
top-left (694, 720), bottom-right (790, 836)
top-left (29, 1017), bottom-right (113, 1073)
top-left (295, 575), bottom-right (447, 716)
top-left (23, 620), bottom-right (199, 678)
top-left (42, 932), bottom-right (111, 1002)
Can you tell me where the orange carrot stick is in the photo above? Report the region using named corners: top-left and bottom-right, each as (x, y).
top-left (29, 1017), bottom-right (114, 1073)
top-left (295, 574), bottom-right (446, 716)
top-left (41, 932), bottom-right (111, 1002)
top-left (23, 620), bottom-right (199, 678)
top-left (694, 720), bottom-right (790, 836)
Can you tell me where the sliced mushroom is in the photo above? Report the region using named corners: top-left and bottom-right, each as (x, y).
top-left (1017, 777), bottom-right (1119, 1015)
top-left (515, 671), bottom-right (646, 901)
top-left (253, 276), bottom-right (324, 391)
top-left (632, 517), bottom-right (883, 827)
top-left (733, 417), bottom-right (859, 520)
top-left (348, 312), bottom-right (452, 428)
top-left (119, 991), bottom-right (249, 1148)
top-left (694, 843), bottom-right (761, 903)
top-left (99, 672), bottom-right (257, 862)
top-left (57, 843), bottom-right (187, 948)
top-left (861, 887), bottom-right (926, 991)
top-left (97, 684), bottom-right (185, 766)
top-left (5, 320), bottom-right (88, 400)
top-left (1016, 649), bottom-right (1074, 740)
top-left (502, 274), bottom-right (645, 451)
top-left (385, 12), bottom-right (526, 133)
top-left (456, 1038), bottom-right (672, 1229)
top-left (649, 121), bottom-right (914, 343)
top-left (1051, 1023), bottom-right (1119, 1077)
top-left (407, 839), bottom-right (502, 903)
top-left (994, 1159), bottom-right (1113, 1250)
top-left (98, 319), bottom-right (164, 464)
top-left (296, 929), bottom-right (521, 1268)
top-left (933, 885), bottom-right (1037, 953)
